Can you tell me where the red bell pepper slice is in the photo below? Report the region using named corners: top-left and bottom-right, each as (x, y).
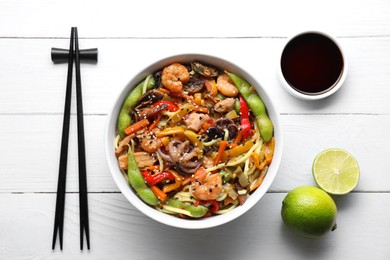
top-left (201, 200), bottom-right (220, 213)
top-left (153, 101), bottom-right (179, 112)
top-left (141, 171), bottom-right (175, 186)
top-left (241, 118), bottom-right (251, 140)
top-left (239, 95), bottom-right (251, 140)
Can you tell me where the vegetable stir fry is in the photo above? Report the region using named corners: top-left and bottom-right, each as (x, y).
top-left (115, 61), bottom-right (274, 219)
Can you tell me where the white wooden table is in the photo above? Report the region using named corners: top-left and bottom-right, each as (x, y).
top-left (1, 1), bottom-right (389, 259)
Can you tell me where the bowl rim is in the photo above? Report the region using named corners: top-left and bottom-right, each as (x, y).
top-left (105, 53), bottom-right (283, 229)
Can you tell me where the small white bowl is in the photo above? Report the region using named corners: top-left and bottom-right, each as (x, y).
top-left (278, 31), bottom-right (348, 100)
top-left (105, 54), bottom-right (283, 229)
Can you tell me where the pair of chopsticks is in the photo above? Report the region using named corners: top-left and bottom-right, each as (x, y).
top-left (52, 27), bottom-right (92, 250)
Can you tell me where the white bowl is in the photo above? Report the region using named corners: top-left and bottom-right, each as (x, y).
top-left (105, 53), bottom-right (283, 229)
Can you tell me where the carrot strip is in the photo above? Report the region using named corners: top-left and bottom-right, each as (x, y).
top-left (124, 119), bottom-right (150, 135)
top-left (148, 114), bottom-right (162, 131)
top-left (202, 122), bottom-right (210, 132)
top-left (234, 131), bottom-right (242, 144)
top-left (150, 185), bottom-right (167, 201)
top-left (229, 131), bottom-right (242, 148)
top-left (214, 141), bottom-right (228, 165)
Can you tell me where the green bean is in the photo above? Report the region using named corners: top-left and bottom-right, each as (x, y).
top-left (117, 75), bottom-right (155, 138)
top-left (226, 71), bottom-right (274, 142)
top-left (166, 199), bottom-right (208, 218)
top-left (127, 148), bottom-right (158, 206)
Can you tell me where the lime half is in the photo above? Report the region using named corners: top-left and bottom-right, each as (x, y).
top-left (312, 148), bottom-right (360, 195)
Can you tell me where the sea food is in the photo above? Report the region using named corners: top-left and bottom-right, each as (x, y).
top-left (115, 61), bottom-right (274, 218)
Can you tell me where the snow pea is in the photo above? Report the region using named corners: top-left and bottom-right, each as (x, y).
top-left (127, 148), bottom-right (158, 206)
top-left (226, 72), bottom-right (274, 142)
top-left (166, 199), bottom-right (208, 218)
top-left (117, 75), bottom-right (155, 138)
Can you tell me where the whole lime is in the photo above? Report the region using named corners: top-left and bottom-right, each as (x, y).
top-left (281, 186), bottom-right (337, 237)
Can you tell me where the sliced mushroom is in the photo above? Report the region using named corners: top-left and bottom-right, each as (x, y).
top-left (134, 103), bottom-right (168, 121)
top-left (183, 74), bottom-right (205, 94)
top-left (191, 61), bottom-right (219, 78)
top-left (206, 126), bottom-right (225, 140)
top-left (227, 124), bottom-right (239, 140)
top-left (206, 118), bottom-right (239, 141)
top-left (137, 89), bottom-right (165, 107)
top-left (215, 118), bottom-right (235, 128)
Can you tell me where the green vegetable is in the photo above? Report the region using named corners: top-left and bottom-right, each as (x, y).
top-left (166, 199), bottom-right (208, 218)
top-left (220, 170), bottom-right (232, 183)
top-left (127, 148), bottom-right (158, 206)
top-left (226, 72), bottom-right (273, 142)
top-left (234, 99), bottom-right (240, 114)
top-left (217, 92), bottom-right (226, 100)
top-left (117, 75), bottom-right (155, 138)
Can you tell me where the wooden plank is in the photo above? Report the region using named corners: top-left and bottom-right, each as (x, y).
top-left (1, 0), bottom-right (390, 38)
top-left (0, 192), bottom-right (388, 259)
top-left (0, 114), bottom-right (388, 192)
top-left (1, 37), bottom-right (390, 115)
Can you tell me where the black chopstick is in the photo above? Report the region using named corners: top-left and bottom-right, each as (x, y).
top-left (52, 27), bottom-right (74, 250)
top-left (52, 27), bottom-right (91, 251)
top-left (74, 27), bottom-right (90, 250)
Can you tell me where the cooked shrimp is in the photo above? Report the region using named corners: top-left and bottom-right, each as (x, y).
top-left (216, 74), bottom-right (239, 97)
top-left (140, 129), bottom-right (163, 153)
top-left (192, 167), bottom-right (222, 200)
top-left (141, 135), bottom-right (163, 153)
top-left (161, 63), bottom-right (190, 92)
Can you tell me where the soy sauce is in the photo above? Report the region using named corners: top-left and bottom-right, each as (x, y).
top-left (281, 33), bottom-right (344, 95)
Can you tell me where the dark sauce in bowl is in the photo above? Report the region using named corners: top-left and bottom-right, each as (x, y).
top-left (281, 33), bottom-right (344, 95)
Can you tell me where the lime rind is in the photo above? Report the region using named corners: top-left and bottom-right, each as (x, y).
top-left (281, 186), bottom-right (337, 237)
top-left (312, 148), bottom-right (360, 195)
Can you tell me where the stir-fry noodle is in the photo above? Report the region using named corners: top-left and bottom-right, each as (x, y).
top-left (115, 61), bottom-right (275, 219)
